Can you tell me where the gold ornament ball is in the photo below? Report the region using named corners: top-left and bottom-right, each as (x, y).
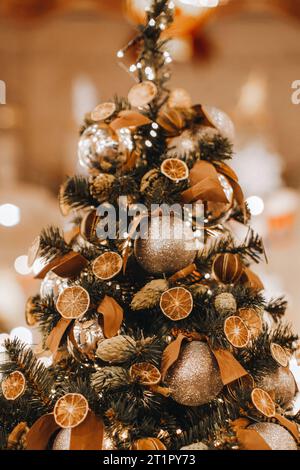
top-left (180, 442), bottom-right (208, 450)
top-left (257, 367), bottom-right (296, 408)
top-left (68, 317), bottom-right (105, 360)
top-left (214, 292), bottom-right (237, 315)
top-left (248, 423), bottom-right (297, 450)
top-left (134, 215), bottom-right (197, 275)
top-left (165, 341), bottom-right (223, 406)
top-left (78, 124), bottom-right (118, 171)
top-left (52, 428), bottom-right (114, 450)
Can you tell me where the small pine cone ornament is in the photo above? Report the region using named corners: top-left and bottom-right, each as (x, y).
top-left (214, 293), bottom-right (237, 315)
top-left (96, 335), bottom-right (136, 363)
top-left (131, 279), bottom-right (169, 311)
top-left (90, 173), bottom-right (115, 203)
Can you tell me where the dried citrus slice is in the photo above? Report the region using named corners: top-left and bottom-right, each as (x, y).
top-left (238, 308), bottom-right (263, 339)
top-left (54, 393), bottom-right (89, 429)
top-left (91, 102), bottom-right (116, 121)
top-left (224, 315), bottom-right (250, 348)
top-left (160, 287), bottom-right (193, 321)
top-left (251, 388), bottom-right (276, 418)
top-left (130, 362), bottom-right (161, 385)
top-left (56, 286), bottom-right (90, 319)
top-left (128, 81), bottom-right (157, 107)
top-left (270, 342), bottom-right (289, 367)
top-left (1, 371), bottom-right (26, 400)
top-left (161, 158), bottom-right (189, 182)
top-left (92, 252), bottom-right (123, 280)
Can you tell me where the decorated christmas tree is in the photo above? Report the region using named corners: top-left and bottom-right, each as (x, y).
top-left (0, 0), bottom-right (299, 451)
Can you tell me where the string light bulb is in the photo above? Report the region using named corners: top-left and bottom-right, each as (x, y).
top-left (117, 50), bottom-right (124, 58)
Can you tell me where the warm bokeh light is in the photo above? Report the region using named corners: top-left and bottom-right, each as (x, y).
top-left (14, 255), bottom-right (31, 275)
top-left (10, 326), bottom-right (33, 345)
top-left (179, 0), bottom-right (219, 7)
top-left (246, 196), bottom-right (265, 216)
top-left (0, 203), bottom-right (20, 227)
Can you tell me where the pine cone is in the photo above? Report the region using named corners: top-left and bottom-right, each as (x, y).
top-left (96, 335), bottom-right (136, 363)
top-left (90, 173), bottom-right (115, 203)
top-left (214, 292), bottom-right (237, 315)
top-left (131, 279), bottom-right (168, 311)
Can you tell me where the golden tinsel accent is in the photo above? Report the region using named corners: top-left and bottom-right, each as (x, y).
top-left (131, 279), bottom-right (169, 311)
top-left (90, 173), bottom-right (115, 203)
top-left (96, 335), bottom-right (136, 363)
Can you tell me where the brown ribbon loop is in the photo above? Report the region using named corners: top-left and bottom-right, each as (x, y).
top-left (46, 318), bottom-right (72, 356)
top-left (26, 414), bottom-right (60, 450)
top-left (241, 267), bottom-right (264, 291)
top-left (70, 411), bottom-right (104, 450)
top-left (211, 348), bottom-right (249, 385)
top-left (35, 251), bottom-right (87, 280)
top-left (217, 161), bottom-right (245, 217)
top-left (182, 160), bottom-right (229, 204)
top-left (231, 418), bottom-right (271, 450)
top-left (168, 263), bottom-right (197, 283)
top-left (275, 413), bottom-right (300, 443)
top-left (97, 295), bottom-right (123, 338)
top-left (161, 333), bottom-right (188, 380)
top-left (110, 110), bottom-right (151, 131)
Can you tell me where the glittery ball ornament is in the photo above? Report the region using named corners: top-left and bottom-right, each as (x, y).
top-left (134, 215), bottom-right (197, 275)
top-left (52, 427), bottom-right (114, 450)
top-left (165, 341), bottom-right (223, 406)
top-left (180, 442), bottom-right (208, 450)
top-left (257, 367), bottom-right (296, 408)
top-left (247, 423), bottom-right (297, 450)
top-left (68, 317), bottom-right (105, 360)
top-left (214, 292), bottom-right (237, 315)
top-left (40, 271), bottom-right (68, 299)
top-left (78, 124), bottom-right (118, 171)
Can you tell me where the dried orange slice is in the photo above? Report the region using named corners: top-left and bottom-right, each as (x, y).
top-left (130, 362), bottom-right (161, 385)
top-left (160, 287), bottom-right (193, 321)
top-left (128, 81), bottom-right (157, 108)
top-left (224, 316), bottom-right (250, 348)
top-left (238, 308), bottom-right (263, 339)
top-left (251, 388), bottom-right (275, 418)
top-left (54, 393), bottom-right (89, 429)
top-left (1, 371), bottom-right (26, 400)
top-left (92, 252), bottom-right (123, 280)
top-left (161, 158), bottom-right (189, 182)
top-left (91, 102), bottom-right (116, 121)
top-left (270, 342), bottom-right (289, 367)
top-left (56, 286), bottom-right (90, 319)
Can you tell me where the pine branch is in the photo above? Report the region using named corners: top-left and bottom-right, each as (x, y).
top-left (264, 296), bottom-right (288, 322)
top-left (29, 294), bottom-right (61, 339)
top-left (60, 175), bottom-right (97, 212)
top-left (1, 339), bottom-right (55, 409)
top-left (39, 225), bottom-right (70, 261)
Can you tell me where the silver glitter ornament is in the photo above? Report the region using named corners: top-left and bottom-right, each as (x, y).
top-left (52, 428), bottom-right (114, 450)
top-left (68, 318), bottom-right (105, 360)
top-left (167, 126), bottom-right (219, 158)
top-left (78, 124), bottom-right (118, 171)
top-left (180, 442), bottom-right (208, 450)
top-left (248, 422), bottom-right (297, 450)
top-left (40, 271), bottom-right (68, 299)
top-left (134, 215), bottom-right (197, 275)
top-left (165, 341), bottom-right (223, 406)
top-left (257, 367), bottom-right (297, 408)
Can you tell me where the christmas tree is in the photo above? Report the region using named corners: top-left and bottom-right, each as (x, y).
top-left (1, 0), bottom-right (299, 451)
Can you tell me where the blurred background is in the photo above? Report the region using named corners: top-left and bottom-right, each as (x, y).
top-left (0, 0), bottom-right (300, 350)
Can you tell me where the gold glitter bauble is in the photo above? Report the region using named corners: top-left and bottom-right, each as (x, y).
top-left (248, 423), bottom-right (297, 450)
top-left (257, 367), bottom-right (297, 408)
top-left (165, 341), bottom-right (223, 406)
top-left (134, 215), bottom-right (197, 275)
top-left (67, 317), bottom-right (105, 360)
top-left (214, 292), bottom-right (237, 315)
top-left (52, 428), bottom-right (114, 450)
top-left (180, 442), bottom-right (208, 450)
